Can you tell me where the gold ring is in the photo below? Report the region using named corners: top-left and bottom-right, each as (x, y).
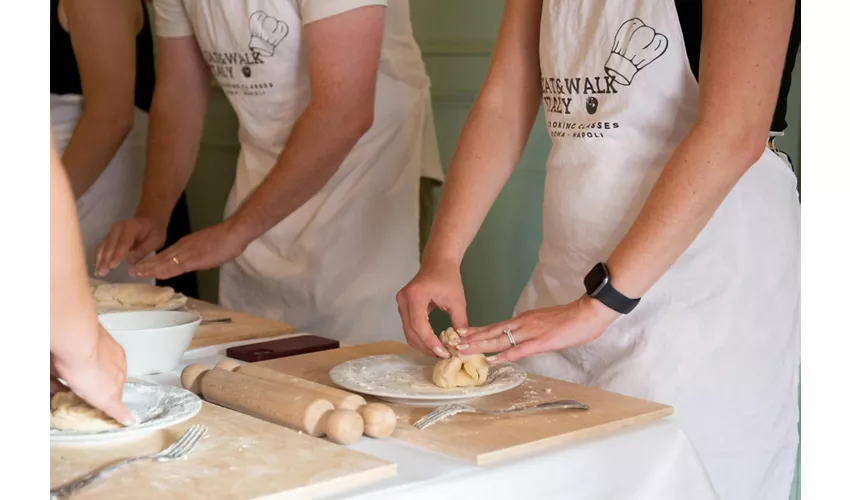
top-left (172, 256), bottom-right (180, 265)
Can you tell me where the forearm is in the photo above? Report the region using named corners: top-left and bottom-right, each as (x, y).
top-left (227, 102), bottom-right (371, 242)
top-left (607, 124), bottom-right (762, 298)
top-left (50, 133), bottom-right (99, 361)
top-left (61, 107), bottom-right (134, 199)
top-left (136, 83), bottom-right (208, 225)
top-left (424, 95), bottom-right (538, 267)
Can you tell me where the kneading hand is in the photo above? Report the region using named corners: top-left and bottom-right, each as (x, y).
top-left (130, 220), bottom-right (249, 280)
top-left (455, 295), bottom-right (620, 364)
top-left (52, 326), bottom-right (134, 426)
top-left (94, 215), bottom-right (168, 277)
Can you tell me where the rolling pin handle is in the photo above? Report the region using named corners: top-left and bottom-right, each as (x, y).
top-left (181, 363), bottom-right (210, 395)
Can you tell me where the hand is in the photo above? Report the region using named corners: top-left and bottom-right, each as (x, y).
top-left (455, 295), bottom-right (620, 364)
top-left (396, 258), bottom-right (469, 359)
top-left (130, 219), bottom-right (249, 280)
top-left (51, 326), bottom-right (134, 425)
top-left (94, 215), bottom-right (168, 277)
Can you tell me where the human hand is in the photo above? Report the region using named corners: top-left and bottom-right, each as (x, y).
top-left (51, 326), bottom-right (134, 425)
top-left (455, 295), bottom-right (620, 364)
top-left (130, 219), bottom-right (249, 280)
top-left (94, 215), bottom-right (168, 277)
top-left (396, 258), bottom-right (469, 359)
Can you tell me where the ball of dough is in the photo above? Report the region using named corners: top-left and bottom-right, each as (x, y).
top-left (360, 403), bottom-right (397, 438)
top-left (50, 391), bottom-right (122, 432)
top-left (431, 328), bottom-right (489, 388)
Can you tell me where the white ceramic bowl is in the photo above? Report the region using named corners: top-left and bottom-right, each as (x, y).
top-left (98, 310), bottom-right (202, 376)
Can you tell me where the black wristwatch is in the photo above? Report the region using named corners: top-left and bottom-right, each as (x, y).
top-left (583, 262), bottom-right (641, 314)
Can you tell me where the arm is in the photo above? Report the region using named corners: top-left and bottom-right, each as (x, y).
top-left (457, 0), bottom-right (797, 362)
top-left (396, 0), bottom-right (544, 357)
top-left (59, 0), bottom-right (140, 198)
top-left (94, 35), bottom-right (210, 274)
top-left (50, 128), bottom-right (132, 425)
top-left (226, 6), bottom-right (385, 244)
top-left (136, 36), bottom-right (210, 228)
top-left (421, 0), bottom-right (543, 269)
top-left (605, 0), bottom-right (796, 299)
top-left (131, 6), bottom-right (388, 279)
top-left (50, 129), bottom-right (100, 359)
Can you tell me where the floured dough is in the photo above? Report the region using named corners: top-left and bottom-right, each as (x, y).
top-left (50, 391), bottom-right (122, 431)
top-left (431, 328), bottom-right (489, 388)
top-left (92, 283), bottom-right (175, 307)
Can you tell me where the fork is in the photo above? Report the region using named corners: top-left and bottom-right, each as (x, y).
top-left (50, 424), bottom-right (208, 499)
top-left (413, 399), bottom-right (589, 430)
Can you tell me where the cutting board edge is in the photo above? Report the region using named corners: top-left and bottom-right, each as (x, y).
top-left (475, 405), bottom-right (675, 466)
top-left (258, 462), bottom-right (398, 500)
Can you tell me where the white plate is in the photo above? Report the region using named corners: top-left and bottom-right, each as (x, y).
top-left (50, 381), bottom-right (202, 443)
top-left (329, 354), bottom-right (527, 407)
top-left (95, 293), bottom-right (189, 314)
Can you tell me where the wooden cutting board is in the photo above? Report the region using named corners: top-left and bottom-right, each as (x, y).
top-left (51, 402), bottom-right (396, 500)
top-left (256, 341), bottom-right (673, 465)
top-left (186, 298), bottom-right (297, 349)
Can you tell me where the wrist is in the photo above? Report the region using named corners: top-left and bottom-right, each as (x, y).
top-left (223, 212), bottom-right (259, 249)
top-left (578, 293), bottom-right (620, 326)
top-left (422, 239), bottom-right (463, 270)
top-left (135, 203), bottom-right (172, 229)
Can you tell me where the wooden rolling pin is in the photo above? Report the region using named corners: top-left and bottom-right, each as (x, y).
top-left (181, 364), bottom-right (364, 445)
top-left (215, 358), bottom-right (397, 438)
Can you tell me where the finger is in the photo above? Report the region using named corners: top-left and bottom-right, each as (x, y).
top-left (457, 331), bottom-right (514, 355)
top-left (445, 297), bottom-right (469, 331)
top-left (407, 291), bottom-right (449, 358)
top-left (127, 233), bottom-right (161, 266)
top-left (486, 338), bottom-right (545, 364)
top-left (98, 396), bottom-right (136, 427)
top-left (398, 300), bottom-right (430, 356)
top-left (95, 225), bottom-right (126, 276)
top-left (50, 375), bottom-right (68, 398)
top-left (107, 223), bottom-right (145, 270)
top-left (459, 321), bottom-right (515, 344)
top-left (132, 242), bottom-right (184, 278)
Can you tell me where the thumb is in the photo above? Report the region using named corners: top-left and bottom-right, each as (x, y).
top-left (99, 397), bottom-right (136, 427)
top-left (127, 234), bottom-right (161, 265)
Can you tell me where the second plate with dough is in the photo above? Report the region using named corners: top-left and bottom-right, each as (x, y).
top-left (329, 354), bottom-right (526, 407)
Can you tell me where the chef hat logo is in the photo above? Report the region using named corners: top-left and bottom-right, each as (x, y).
top-left (604, 18), bottom-right (668, 86)
top-left (248, 11), bottom-right (289, 57)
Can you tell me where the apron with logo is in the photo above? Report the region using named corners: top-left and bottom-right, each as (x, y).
top-left (180, 1), bottom-right (438, 345)
top-left (515, 1), bottom-right (801, 498)
top-left (51, 94), bottom-right (150, 284)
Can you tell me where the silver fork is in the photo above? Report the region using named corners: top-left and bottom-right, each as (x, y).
top-left (413, 399), bottom-right (589, 430)
top-left (50, 424), bottom-right (208, 499)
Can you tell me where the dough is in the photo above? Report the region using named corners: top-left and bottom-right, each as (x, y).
top-left (92, 283), bottom-right (175, 307)
top-left (431, 328), bottom-right (489, 388)
top-left (50, 391), bottom-right (123, 431)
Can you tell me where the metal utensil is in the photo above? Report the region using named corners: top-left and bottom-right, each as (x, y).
top-left (200, 317), bottom-right (232, 325)
top-left (413, 399), bottom-right (589, 430)
top-left (50, 424), bottom-right (207, 499)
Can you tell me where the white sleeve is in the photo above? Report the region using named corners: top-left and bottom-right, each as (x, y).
top-left (152, 0), bottom-right (194, 38)
top-left (299, 0), bottom-right (387, 24)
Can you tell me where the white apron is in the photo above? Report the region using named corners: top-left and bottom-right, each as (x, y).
top-left (178, 1), bottom-right (439, 345)
top-left (50, 94), bottom-right (150, 284)
top-left (517, 2), bottom-right (801, 499)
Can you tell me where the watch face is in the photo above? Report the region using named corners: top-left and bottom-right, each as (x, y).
top-left (584, 262), bottom-right (610, 296)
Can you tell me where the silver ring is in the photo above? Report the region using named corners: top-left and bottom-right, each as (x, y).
top-left (503, 328), bottom-right (517, 347)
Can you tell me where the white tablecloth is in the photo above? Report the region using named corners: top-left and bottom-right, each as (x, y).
top-left (142, 337), bottom-right (719, 500)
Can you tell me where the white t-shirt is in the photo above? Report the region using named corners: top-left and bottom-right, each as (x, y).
top-left (152, 0), bottom-right (442, 181)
